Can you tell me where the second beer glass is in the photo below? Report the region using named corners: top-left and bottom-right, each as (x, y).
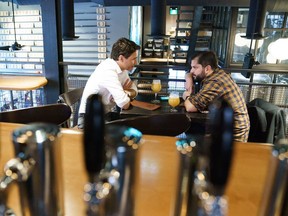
top-left (168, 91), bottom-right (180, 112)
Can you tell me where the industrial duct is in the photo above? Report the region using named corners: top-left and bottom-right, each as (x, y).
top-left (243, 0), bottom-right (268, 39)
top-left (61, 0), bottom-right (79, 40)
top-left (149, 0), bottom-right (167, 37)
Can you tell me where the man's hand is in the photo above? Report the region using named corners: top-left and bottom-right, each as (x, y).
top-left (185, 73), bottom-right (193, 93)
top-left (123, 78), bottom-right (133, 90)
top-left (182, 91), bottom-right (191, 100)
top-left (123, 78), bottom-right (137, 99)
top-left (182, 73), bottom-right (194, 100)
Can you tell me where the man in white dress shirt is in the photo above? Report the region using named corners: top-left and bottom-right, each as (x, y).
top-left (78, 37), bottom-right (140, 129)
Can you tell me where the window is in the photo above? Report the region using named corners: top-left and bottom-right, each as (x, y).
top-left (232, 10), bottom-right (288, 65)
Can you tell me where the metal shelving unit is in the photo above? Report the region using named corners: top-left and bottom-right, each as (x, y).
top-left (170, 6), bottom-right (214, 63)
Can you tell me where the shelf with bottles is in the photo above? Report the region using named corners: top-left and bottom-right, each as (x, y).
top-left (171, 29), bottom-right (212, 60)
top-left (143, 37), bottom-right (170, 59)
top-left (170, 39), bottom-right (210, 59)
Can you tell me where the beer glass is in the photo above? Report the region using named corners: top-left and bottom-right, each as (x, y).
top-left (168, 91), bottom-right (180, 112)
top-left (151, 79), bottom-right (162, 104)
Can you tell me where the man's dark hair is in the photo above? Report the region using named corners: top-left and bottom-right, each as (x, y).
top-left (192, 51), bottom-right (219, 70)
top-left (110, 37), bottom-right (141, 60)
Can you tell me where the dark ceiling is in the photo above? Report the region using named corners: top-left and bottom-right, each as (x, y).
top-left (90, 0), bottom-right (288, 12)
top-left (1, 0), bottom-right (288, 12)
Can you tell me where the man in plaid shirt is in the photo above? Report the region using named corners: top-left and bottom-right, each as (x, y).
top-left (183, 51), bottom-right (250, 142)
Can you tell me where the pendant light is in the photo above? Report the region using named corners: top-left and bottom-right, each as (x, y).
top-left (0, 0), bottom-right (24, 51)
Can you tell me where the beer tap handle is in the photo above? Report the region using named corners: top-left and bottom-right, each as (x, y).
top-left (83, 94), bottom-right (105, 177)
top-left (208, 99), bottom-right (234, 195)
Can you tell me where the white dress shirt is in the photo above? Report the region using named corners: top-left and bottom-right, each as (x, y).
top-left (78, 58), bottom-right (137, 114)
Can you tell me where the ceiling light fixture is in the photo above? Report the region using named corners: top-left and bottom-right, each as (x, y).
top-left (268, 38), bottom-right (288, 61)
top-left (0, 0), bottom-right (24, 51)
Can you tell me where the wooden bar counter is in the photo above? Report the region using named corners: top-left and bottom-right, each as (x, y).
top-left (0, 122), bottom-right (272, 216)
top-left (0, 75), bottom-right (47, 90)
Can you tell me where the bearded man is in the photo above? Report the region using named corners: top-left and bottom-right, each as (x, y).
top-left (183, 51), bottom-right (250, 142)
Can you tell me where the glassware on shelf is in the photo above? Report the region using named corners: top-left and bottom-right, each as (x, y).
top-left (168, 91), bottom-right (180, 112)
top-left (151, 79), bottom-right (162, 104)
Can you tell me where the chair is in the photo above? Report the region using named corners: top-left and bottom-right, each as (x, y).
top-left (106, 113), bottom-right (191, 137)
top-left (58, 87), bottom-right (84, 128)
top-left (247, 98), bottom-right (287, 144)
top-left (0, 103), bottom-right (72, 126)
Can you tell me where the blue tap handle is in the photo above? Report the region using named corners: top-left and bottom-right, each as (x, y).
top-left (83, 94), bottom-right (105, 175)
top-left (208, 99), bottom-right (234, 195)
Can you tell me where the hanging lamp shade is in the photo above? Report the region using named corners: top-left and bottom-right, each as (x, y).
top-left (0, 46), bottom-right (10, 51)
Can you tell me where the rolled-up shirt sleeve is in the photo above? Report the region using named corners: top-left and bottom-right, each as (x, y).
top-left (188, 80), bottom-right (222, 112)
top-left (100, 69), bottom-right (130, 108)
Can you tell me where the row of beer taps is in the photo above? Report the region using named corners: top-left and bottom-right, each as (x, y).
top-left (0, 94), bottom-right (287, 215)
